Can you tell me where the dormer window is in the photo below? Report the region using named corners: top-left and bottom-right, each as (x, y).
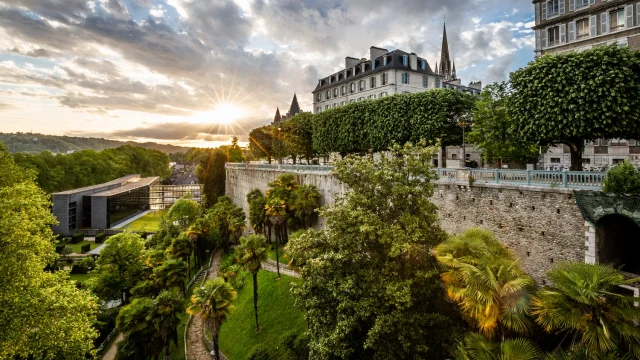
top-left (372, 61), bottom-right (377, 70)
top-left (402, 55), bottom-right (408, 66)
top-left (383, 56), bottom-right (388, 66)
top-left (347, 70), bottom-right (352, 77)
top-left (355, 67), bottom-right (360, 75)
top-left (421, 60), bottom-right (426, 70)
top-left (361, 64), bottom-right (366, 72)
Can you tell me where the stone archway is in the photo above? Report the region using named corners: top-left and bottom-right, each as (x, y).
top-left (595, 214), bottom-right (640, 275)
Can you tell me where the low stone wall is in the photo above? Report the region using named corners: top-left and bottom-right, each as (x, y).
top-left (225, 167), bottom-right (589, 283)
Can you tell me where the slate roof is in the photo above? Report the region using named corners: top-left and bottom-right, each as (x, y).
top-left (313, 49), bottom-right (436, 93)
top-left (88, 177), bottom-right (159, 197)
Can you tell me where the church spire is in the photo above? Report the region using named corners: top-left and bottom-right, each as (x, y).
top-left (439, 22), bottom-right (457, 81)
top-left (274, 107), bottom-right (281, 123)
top-left (288, 93), bottom-right (301, 116)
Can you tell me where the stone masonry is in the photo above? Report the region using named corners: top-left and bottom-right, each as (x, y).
top-left (226, 166), bottom-right (590, 283)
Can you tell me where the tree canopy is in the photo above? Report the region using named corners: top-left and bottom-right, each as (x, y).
top-left (509, 44), bottom-right (640, 170)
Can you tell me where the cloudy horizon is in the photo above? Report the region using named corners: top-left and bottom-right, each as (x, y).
top-left (0, 0), bottom-right (535, 148)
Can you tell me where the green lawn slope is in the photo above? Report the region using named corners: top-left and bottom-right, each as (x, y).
top-left (219, 270), bottom-right (306, 360)
top-left (120, 210), bottom-right (168, 233)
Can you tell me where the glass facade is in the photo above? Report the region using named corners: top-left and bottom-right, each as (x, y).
top-left (105, 186), bottom-right (152, 228)
top-left (150, 185), bottom-right (202, 210)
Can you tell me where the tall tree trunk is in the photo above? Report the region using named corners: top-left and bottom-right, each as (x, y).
top-left (568, 140), bottom-right (584, 171)
top-left (440, 144), bottom-right (447, 168)
top-left (275, 225), bottom-right (281, 278)
top-left (213, 323), bottom-right (220, 360)
top-left (164, 339), bottom-right (170, 360)
top-left (252, 272), bottom-right (260, 331)
top-left (187, 255), bottom-right (191, 279)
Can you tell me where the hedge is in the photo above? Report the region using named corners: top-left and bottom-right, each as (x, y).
top-left (312, 89), bottom-right (476, 155)
top-left (95, 232), bottom-right (107, 244)
top-left (71, 232), bottom-right (84, 244)
top-left (81, 243), bottom-right (91, 253)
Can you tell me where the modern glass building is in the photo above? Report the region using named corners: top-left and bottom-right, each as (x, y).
top-left (51, 175), bottom-right (202, 235)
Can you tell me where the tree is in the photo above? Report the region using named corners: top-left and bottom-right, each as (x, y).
top-left (187, 278), bottom-right (237, 360)
top-left (236, 235), bottom-right (268, 332)
top-left (451, 332), bottom-right (543, 360)
top-left (603, 161), bottom-right (640, 196)
top-left (208, 195), bottom-right (246, 254)
top-left (468, 82), bottom-right (541, 168)
top-left (0, 143), bottom-right (98, 359)
top-left (219, 136), bottom-right (245, 163)
top-left (148, 290), bottom-right (184, 360)
top-left (287, 142), bottom-right (464, 359)
top-left (291, 184), bottom-right (320, 229)
top-left (116, 297), bottom-right (161, 359)
top-left (433, 228), bottom-right (535, 339)
top-left (167, 195), bottom-right (200, 230)
top-left (279, 112), bottom-right (315, 163)
top-left (247, 189), bottom-right (267, 236)
top-left (265, 173), bottom-right (299, 276)
top-left (153, 258), bottom-right (188, 295)
top-left (89, 232), bottom-right (146, 303)
top-left (532, 262), bottom-right (640, 358)
top-left (167, 233), bottom-right (195, 278)
top-left (509, 45), bottom-right (640, 170)
top-left (195, 148), bottom-right (227, 208)
top-left (249, 126), bottom-right (274, 163)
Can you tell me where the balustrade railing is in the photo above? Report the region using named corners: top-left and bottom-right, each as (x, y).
top-left (228, 163), bottom-right (606, 190)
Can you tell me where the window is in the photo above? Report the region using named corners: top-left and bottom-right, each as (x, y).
top-left (381, 73), bottom-right (387, 85)
top-left (576, 18), bottom-right (589, 39)
top-left (547, 0), bottom-right (560, 18)
top-left (402, 55), bottom-right (408, 66)
top-left (341, 85), bottom-right (346, 95)
top-left (383, 56), bottom-right (388, 66)
top-left (611, 139), bottom-right (628, 146)
top-left (401, 72), bottom-right (410, 84)
top-left (574, 0), bottom-right (589, 10)
top-left (380, 92), bottom-right (387, 97)
top-left (316, 93), bottom-right (321, 102)
top-left (368, 94), bottom-right (376, 99)
top-left (611, 9), bottom-right (625, 31)
top-left (316, 107), bottom-right (320, 114)
top-left (326, 90), bottom-right (331, 100)
top-left (451, 153), bottom-right (458, 160)
top-left (68, 201), bottom-right (77, 230)
top-left (340, 101), bottom-right (346, 106)
top-left (550, 158), bottom-right (561, 163)
top-left (435, 78), bottom-right (441, 88)
top-left (325, 105), bottom-right (330, 110)
top-left (350, 83), bottom-right (356, 93)
top-left (349, 99), bottom-right (355, 103)
top-left (547, 26), bottom-right (560, 46)
top-left (358, 80), bottom-right (365, 91)
top-left (358, 97), bottom-right (364, 101)
top-left (582, 158), bottom-right (591, 164)
top-left (372, 61), bottom-right (376, 70)
top-left (332, 103), bottom-right (337, 108)
top-left (333, 88), bottom-right (338, 97)
top-left (422, 75), bottom-right (429, 88)
top-left (420, 59), bottom-right (426, 70)
top-left (370, 77), bottom-right (376, 88)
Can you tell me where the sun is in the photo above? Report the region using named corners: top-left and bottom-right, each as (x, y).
top-left (192, 103), bottom-right (245, 125)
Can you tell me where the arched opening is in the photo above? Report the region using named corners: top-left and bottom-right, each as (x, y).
top-left (596, 214), bottom-right (640, 275)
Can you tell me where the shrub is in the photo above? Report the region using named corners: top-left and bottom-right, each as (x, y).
top-left (219, 263), bottom-right (245, 290)
top-left (55, 245), bottom-right (65, 254)
top-left (140, 232), bottom-right (148, 240)
top-left (71, 232), bottom-right (84, 244)
top-left (247, 345), bottom-right (270, 360)
top-left (80, 243), bottom-right (91, 253)
top-left (603, 160), bottom-right (640, 196)
top-left (281, 331), bottom-right (309, 360)
top-left (95, 232), bottom-right (107, 243)
top-left (62, 237), bottom-right (72, 244)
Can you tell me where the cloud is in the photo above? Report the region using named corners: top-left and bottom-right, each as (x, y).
top-left (105, 121), bottom-right (260, 141)
top-left (0, 101), bottom-right (14, 111)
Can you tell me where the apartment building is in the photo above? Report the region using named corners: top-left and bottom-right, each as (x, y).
top-left (534, 0), bottom-right (640, 168)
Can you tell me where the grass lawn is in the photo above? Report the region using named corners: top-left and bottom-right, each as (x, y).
top-left (120, 209), bottom-right (169, 233)
top-left (68, 240), bottom-right (100, 254)
top-left (69, 273), bottom-right (90, 284)
top-left (219, 270), bottom-right (306, 360)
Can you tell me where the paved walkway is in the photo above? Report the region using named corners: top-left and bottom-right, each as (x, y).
top-left (262, 259), bottom-right (300, 278)
top-left (100, 333), bottom-right (123, 360)
top-left (186, 250), bottom-right (224, 360)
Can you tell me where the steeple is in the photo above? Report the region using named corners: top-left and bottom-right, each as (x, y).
top-left (274, 107), bottom-right (281, 123)
top-left (452, 61), bottom-right (456, 79)
top-left (439, 23), bottom-right (457, 82)
top-left (435, 61), bottom-right (438, 74)
top-left (288, 93), bottom-right (301, 116)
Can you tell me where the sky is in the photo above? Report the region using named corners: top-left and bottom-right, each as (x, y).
top-left (0, 0), bottom-right (535, 148)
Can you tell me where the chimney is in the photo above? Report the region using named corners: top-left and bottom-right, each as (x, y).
top-left (409, 53), bottom-right (418, 71)
top-left (345, 56), bottom-right (360, 69)
top-left (370, 46), bottom-right (388, 61)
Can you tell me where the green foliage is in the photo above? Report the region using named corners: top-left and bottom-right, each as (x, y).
top-left (148, 290), bottom-right (184, 359)
top-left (71, 232), bottom-right (84, 244)
top-left (313, 89), bottom-right (475, 155)
top-left (236, 235), bottom-right (269, 275)
top-left (291, 184), bottom-right (320, 228)
top-left (248, 345), bottom-right (271, 360)
top-left (247, 189), bottom-right (267, 235)
top-left (194, 148), bottom-right (227, 208)
top-left (13, 144), bottom-right (171, 193)
top-left (168, 195), bottom-right (201, 229)
top-left (208, 195), bottom-right (246, 253)
top-left (88, 232), bottom-right (147, 302)
top-left (281, 331), bottom-right (310, 360)
top-left (433, 227), bottom-right (535, 338)
top-left (603, 161), bottom-right (640, 196)
top-left (509, 45), bottom-right (640, 170)
top-left (153, 259), bottom-right (188, 293)
top-left (95, 232), bottom-right (107, 243)
top-left (451, 332), bottom-right (543, 360)
top-left (81, 243), bottom-right (91, 253)
top-left (0, 143), bottom-right (98, 359)
top-left (116, 296), bottom-right (161, 359)
top-left (533, 262), bottom-right (640, 357)
top-left (288, 142), bottom-right (464, 359)
top-left (249, 126), bottom-right (274, 163)
top-left (468, 82), bottom-right (541, 166)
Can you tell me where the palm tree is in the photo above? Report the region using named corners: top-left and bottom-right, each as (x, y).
top-left (433, 228), bottom-right (535, 339)
top-left (451, 332), bottom-right (543, 360)
top-left (153, 259), bottom-right (188, 295)
top-left (167, 233), bottom-right (195, 278)
top-left (292, 184), bottom-right (320, 229)
top-left (236, 234), bottom-right (268, 332)
top-left (247, 189), bottom-right (267, 236)
top-left (533, 262), bottom-right (640, 358)
top-left (187, 278), bottom-right (237, 360)
top-left (148, 290), bottom-right (184, 360)
top-left (116, 297), bottom-right (162, 359)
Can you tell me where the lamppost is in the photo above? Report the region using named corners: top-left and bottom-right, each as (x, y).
top-left (456, 112), bottom-right (473, 168)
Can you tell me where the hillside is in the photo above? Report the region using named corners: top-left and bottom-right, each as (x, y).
top-left (0, 132), bottom-right (190, 154)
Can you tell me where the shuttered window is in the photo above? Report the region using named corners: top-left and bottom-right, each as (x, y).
top-left (601, 13), bottom-right (609, 34)
top-left (569, 0), bottom-right (575, 11)
top-left (401, 73), bottom-right (410, 84)
top-left (589, 15), bottom-right (597, 36)
top-left (560, 23), bottom-right (566, 43)
top-left (568, 21), bottom-right (576, 41)
top-left (422, 75), bottom-right (429, 88)
top-left (626, 5), bottom-right (634, 28)
top-left (370, 77), bottom-right (376, 88)
top-left (637, 3), bottom-right (640, 27)
top-left (541, 28), bottom-right (547, 48)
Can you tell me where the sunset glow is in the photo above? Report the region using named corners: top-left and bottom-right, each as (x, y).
top-left (192, 103), bottom-right (245, 125)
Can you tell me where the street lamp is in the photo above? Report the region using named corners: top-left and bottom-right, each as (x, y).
top-left (456, 112), bottom-right (473, 168)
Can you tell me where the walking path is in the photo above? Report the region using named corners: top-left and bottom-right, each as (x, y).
top-left (262, 259), bottom-right (300, 278)
top-left (100, 333), bottom-right (123, 360)
top-left (186, 250), bottom-right (224, 360)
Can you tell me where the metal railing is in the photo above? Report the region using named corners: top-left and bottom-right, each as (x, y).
top-left (226, 163), bottom-right (334, 173)
top-left (96, 328), bottom-right (117, 357)
top-left (437, 168), bottom-right (606, 189)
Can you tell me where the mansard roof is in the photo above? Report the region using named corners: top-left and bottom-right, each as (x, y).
top-left (313, 49), bottom-right (436, 93)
